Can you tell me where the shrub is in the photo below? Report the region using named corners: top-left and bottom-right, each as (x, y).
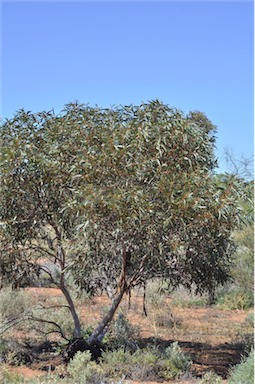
top-left (100, 348), bottom-right (132, 378)
top-left (163, 342), bottom-right (192, 379)
top-left (228, 349), bottom-right (254, 384)
top-left (244, 312), bottom-right (254, 328)
top-left (146, 280), bottom-right (166, 310)
top-left (0, 363), bottom-right (23, 383)
top-left (109, 312), bottom-right (139, 351)
top-left (199, 371), bottom-right (223, 383)
top-left (131, 348), bottom-right (160, 380)
top-left (171, 288), bottom-right (207, 308)
top-left (0, 287), bottom-right (30, 322)
top-left (67, 350), bottom-right (103, 384)
top-left (216, 287), bottom-right (253, 310)
top-left (100, 342), bottom-right (191, 381)
top-left (153, 309), bottom-right (183, 329)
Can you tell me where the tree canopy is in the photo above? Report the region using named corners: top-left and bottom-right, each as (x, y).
top-left (0, 101), bottom-right (242, 342)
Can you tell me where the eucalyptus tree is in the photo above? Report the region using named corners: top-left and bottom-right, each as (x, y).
top-left (0, 101), bottom-right (240, 343)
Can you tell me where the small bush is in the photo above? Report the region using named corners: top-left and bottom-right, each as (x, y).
top-left (67, 350), bottom-right (103, 383)
top-left (109, 312), bottom-right (139, 350)
top-left (100, 347), bottom-right (160, 380)
top-left (0, 287), bottom-right (31, 322)
top-left (171, 291), bottom-right (207, 308)
top-left (0, 338), bottom-right (22, 364)
top-left (0, 363), bottom-right (23, 383)
top-left (146, 281), bottom-right (166, 309)
top-left (153, 309), bottom-right (183, 329)
top-left (100, 342), bottom-right (191, 381)
top-left (216, 288), bottom-right (253, 310)
top-left (228, 350), bottom-right (254, 384)
top-left (163, 342), bottom-right (192, 379)
top-left (199, 371), bottom-right (223, 383)
top-left (100, 348), bottom-right (133, 378)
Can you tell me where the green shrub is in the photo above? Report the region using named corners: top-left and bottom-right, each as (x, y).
top-left (163, 342), bottom-right (192, 379)
top-left (199, 371), bottom-right (223, 383)
top-left (216, 288), bottom-right (253, 310)
top-left (146, 281), bottom-right (166, 309)
top-left (100, 348), bottom-right (131, 378)
top-left (67, 350), bottom-right (103, 384)
top-left (100, 342), bottom-right (191, 381)
top-left (130, 347), bottom-right (160, 380)
top-left (228, 350), bottom-right (254, 384)
top-left (171, 289), bottom-right (207, 308)
top-left (109, 312), bottom-right (139, 351)
top-left (100, 347), bottom-right (160, 380)
top-left (0, 363), bottom-right (24, 383)
top-left (0, 287), bottom-right (30, 322)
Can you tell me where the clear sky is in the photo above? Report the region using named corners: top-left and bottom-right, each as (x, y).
top-left (1, 0), bottom-right (254, 174)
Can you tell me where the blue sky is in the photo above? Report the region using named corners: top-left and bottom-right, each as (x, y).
top-left (1, 1), bottom-right (254, 174)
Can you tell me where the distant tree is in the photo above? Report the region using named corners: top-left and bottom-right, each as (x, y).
top-left (0, 101), bottom-right (241, 344)
top-left (231, 224), bottom-right (254, 293)
top-left (230, 177), bottom-right (254, 296)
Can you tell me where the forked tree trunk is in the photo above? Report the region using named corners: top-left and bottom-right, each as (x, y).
top-left (88, 287), bottom-right (126, 345)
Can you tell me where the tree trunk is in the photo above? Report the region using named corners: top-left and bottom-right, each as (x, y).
top-left (60, 282), bottom-right (82, 338)
top-left (88, 287), bottom-right (126, 345)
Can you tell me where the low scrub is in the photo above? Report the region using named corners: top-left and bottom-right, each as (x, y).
top-left (199, 371), bottom-right (223, 383)
top-left (100, 341), bottom-right (191, 381)
top-left (216, 287), bottom-right (253, 310)
top-left (67, 350), bottom-right (104, 383)
top-left (0, 287), bottom-right (31, 323)
top-left (108, 311), bottom-right (140, 351)
top-left (171, 288), bottom-right (207, 308)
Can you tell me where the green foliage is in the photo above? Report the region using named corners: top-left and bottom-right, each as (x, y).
top-left (199, 371), bottom-right (223, 383)
top-left (146, 280), bottom-right (166, 309)
top-left (100, 348), bottom-right (132, 378)
top-left (228, 350), bottom-right (254, 384)
top-left (0, 101), bottom-right (243, 340)
top-left (231, 224), bottom-right (254, 293)
top-left (171, 287), bottom-right (207, 308)
top-left (67, 350), bottom-right (102, 383)
top-left (163, 342), bottom-right (192, 379)
top-left (216, 287), bottom-right (253, 310)
top-left (100, 342), bottom-right (191, 380)
top-left (0, 287), bottom-right (31, 323)
top-left (109, 312), bottom-right (139, 350)
top-left (0, 364), bottom-right (22, 384)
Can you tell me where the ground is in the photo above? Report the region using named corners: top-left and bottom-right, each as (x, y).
top-left (1, 287), bottom-right (253, 383)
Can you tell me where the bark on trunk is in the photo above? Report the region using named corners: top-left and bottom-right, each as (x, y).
top-left (88, 241), bottom-right (130, 345)
top-left (61, 282), bottom-right (82, 338)
top-left (88, 288), bottom-right (126, 345)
